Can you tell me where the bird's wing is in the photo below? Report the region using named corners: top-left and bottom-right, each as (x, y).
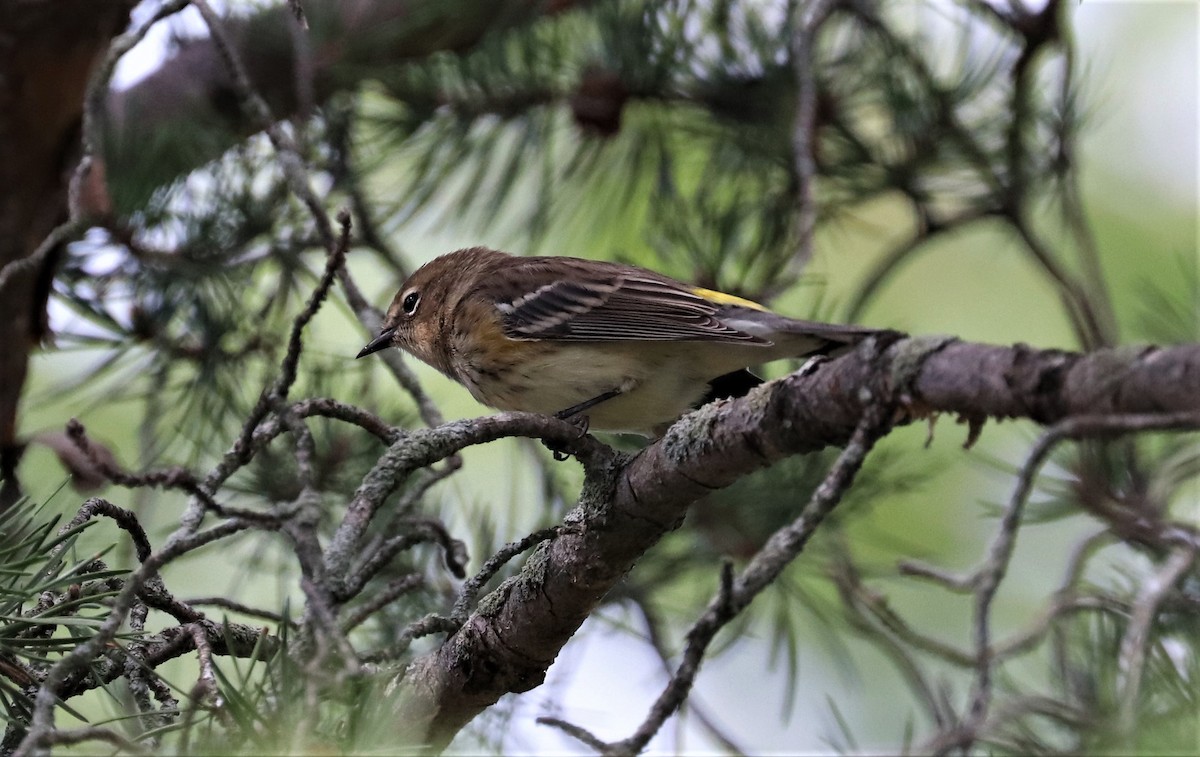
top-left (495, 271), bottom-right (770, 343)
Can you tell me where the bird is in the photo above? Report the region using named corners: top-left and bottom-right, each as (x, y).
top-left (357, 247), bottom-right (877, 437)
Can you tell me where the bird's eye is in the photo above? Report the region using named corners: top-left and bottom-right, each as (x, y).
top-left (401, 291), bottom-right (420, 315)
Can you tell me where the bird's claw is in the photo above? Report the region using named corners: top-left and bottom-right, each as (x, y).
top-left (545, 414), bottom-right (590, 461)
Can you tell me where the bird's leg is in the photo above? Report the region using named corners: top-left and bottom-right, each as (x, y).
top-left (544, 387), bottom-right (623, 461)
top-left (553, 387), bottom-right (623, 420)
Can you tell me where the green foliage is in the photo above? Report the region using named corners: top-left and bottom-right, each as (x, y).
top-left (0, 497), bottom-right (126, 728)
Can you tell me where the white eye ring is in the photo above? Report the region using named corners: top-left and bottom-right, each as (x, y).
top-left (401, 290), bottom-right (420, 315)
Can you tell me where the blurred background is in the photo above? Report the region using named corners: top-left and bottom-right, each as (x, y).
top-left (6, 0), bottom-right (1196, 753)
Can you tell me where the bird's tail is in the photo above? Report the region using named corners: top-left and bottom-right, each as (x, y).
top-left (720, 309), bottom-right (880, 359)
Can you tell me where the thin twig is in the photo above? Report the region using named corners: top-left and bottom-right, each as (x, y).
top-left (381, 460), bottom-right (463, 525)
top-left (224, 212), bottom-right (352, 481)
top-left (537, 717), bottom-right (610, 752)
top-left (323, 412), bottom-right (612, 596)
top-left (190, 0), bottom-right (334, 245)
top-left (65, 419), bottom-right (277, 524)
top-left (289, 397), bottom-right (403, 443)
top-left (122, 601), bottom-right (176, 740)
top-left (341, 520), bottom-right (468, 601)
top-left (300, 577), bottom-right (362, 674)
top-left (269, 400), bottom-right (318, 491)
top-left (896, 559), bottom-right (977, 592)
top-left (187, 623), bottom-right (219, 703)
top-left (1055, 40), bottom-right (1118, 346)
top-left (452, 526), bottom-right (566, 622)
top-left (17, 519), bottom-right (260, 756)
top-left (789, 0), bottom-right (839, 268)
top-left (341, 574), bottom-right (425, 633)
top-left (175, 621), bottom-right (220, 754)
top-left (595, 405), bottom-right (890, 755)
top-left (1116, 546), bottom-right (1196, 738)
top-left (844, 208), bottom-right (990, 323)
top-left (57, 497), bottom-right (153, 563)
top-left (366, 614), bottom-right (460, 662)
top-left (1010, 213), bottom-right (1109, 349)
top-left (0, 220), bottom-right (90, 298)
top-left (628, 595), bottom-right (749, 754)
top-left (985, 531), bottom-right (1120, 661)
top-left (828, 545), bottom-right (953, 730)
top-left (186, 0), bottom-right (356, 549)
top-left (71, 0), bottom-right (193, 220)
top-left (183, 597), bottom-right (298, 627)
top-left (833, 562), bottom-right (975, 668)
top-left (32, 726), bottom-right (148, 755)
top-left (202, 396), bottom-right (402, 499)
top-left (926, 410), bottom-right (1200, 754)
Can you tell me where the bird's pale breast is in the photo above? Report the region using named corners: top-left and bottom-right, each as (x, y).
top-left (453, 328), bottom-right (766, 435)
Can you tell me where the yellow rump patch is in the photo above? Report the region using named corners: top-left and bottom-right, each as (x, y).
top-left (692, 287), bottom-right (767, 311)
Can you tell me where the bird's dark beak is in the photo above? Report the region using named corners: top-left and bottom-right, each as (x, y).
top-left (356, 327), bottom-right (397, 359)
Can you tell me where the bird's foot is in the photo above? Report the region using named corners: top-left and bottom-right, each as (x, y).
top-left (545, 414), bottom-right (590, 461)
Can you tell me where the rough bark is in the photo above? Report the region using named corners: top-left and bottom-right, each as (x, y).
top-left (389, 336), bottom-right (1200, 750)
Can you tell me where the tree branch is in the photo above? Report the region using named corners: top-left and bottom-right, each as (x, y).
top-left (386, 335), bottom-right (1200, 750)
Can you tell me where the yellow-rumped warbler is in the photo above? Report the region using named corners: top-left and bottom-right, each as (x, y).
top-left (357, 247), bottom-right (877, 436)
